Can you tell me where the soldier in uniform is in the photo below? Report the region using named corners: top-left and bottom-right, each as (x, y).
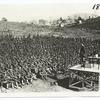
top-left (79, 44), bottom-right (85, 67)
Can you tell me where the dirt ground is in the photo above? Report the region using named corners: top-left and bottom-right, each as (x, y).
top-left (0, 79), bottom-right (72, 93)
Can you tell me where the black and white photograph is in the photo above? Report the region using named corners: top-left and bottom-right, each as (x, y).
top-left (0, 0), bottom-right (99, 97)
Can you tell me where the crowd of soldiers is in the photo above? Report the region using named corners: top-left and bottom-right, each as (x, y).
top-left (0, 34), bottom-right (99, 91)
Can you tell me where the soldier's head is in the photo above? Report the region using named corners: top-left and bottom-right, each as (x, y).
top-left (81, 43), bottom-right (84, 47)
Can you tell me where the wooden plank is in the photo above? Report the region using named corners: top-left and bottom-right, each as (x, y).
top-left (70, 64), bottom-right (100, 73)
top-left (69, 66), bottom-right (100, 91)
top-left (47, 77), bottom-right (57, 82)
top-left (69, 85), bottom-right (85, 91)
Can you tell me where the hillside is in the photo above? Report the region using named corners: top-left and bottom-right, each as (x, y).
top-left (0, 21), bottom-right (52, 36)
top-left (70, 16), bottom-right (100, 37)
top-left (0, 20), bottom-right (100, 39)
top-left (81, 16), bottom-right (100, 30)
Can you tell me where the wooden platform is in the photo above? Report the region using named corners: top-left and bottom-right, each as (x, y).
top-left (69, 64), bottom-right (100, 91)
top-left (70, 64), bottom-right (100, 73)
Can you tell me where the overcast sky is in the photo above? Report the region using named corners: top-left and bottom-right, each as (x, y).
top-left (0, 0), bottom-right (99, 22)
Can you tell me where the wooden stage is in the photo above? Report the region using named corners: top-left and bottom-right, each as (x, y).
top-left (69, 63), bottom-right (100, 91)
top-left (70, 64), bottom-right (100, 73)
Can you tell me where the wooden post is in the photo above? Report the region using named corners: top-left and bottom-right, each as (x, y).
top-left (11, 82), bottom-right (14, 88)
top-left (91, 80), bottom-right (93, 87)
top-left (6, 83), bottom-right (8, 89)
top-left (22, 80), bottom-right (24, 85)
top-left (15, 82), bottom-right (19, 88)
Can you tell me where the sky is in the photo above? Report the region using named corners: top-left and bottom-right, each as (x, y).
top-left (0, 0), bottom-right (100, 22)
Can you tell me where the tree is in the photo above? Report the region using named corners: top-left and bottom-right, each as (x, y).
top-left (57, 17), bottom-right (66, 27)
top-left (74, 16), bottom-right (84, 25)
top-left (1, 17), bottom-right (8, 22)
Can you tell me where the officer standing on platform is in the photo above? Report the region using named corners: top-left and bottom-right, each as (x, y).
top-left (79, 43), bottom-right (85, 67)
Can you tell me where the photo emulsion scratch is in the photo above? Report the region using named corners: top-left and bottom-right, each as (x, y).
top-left (0, 0), bottom-right (99, 97)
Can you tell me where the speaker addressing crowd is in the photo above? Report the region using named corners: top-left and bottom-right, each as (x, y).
top-left (79, 43), bottom-right (85, 67)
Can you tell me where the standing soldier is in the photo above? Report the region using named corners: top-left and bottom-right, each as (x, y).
top-left (79, 44), bottom-right (85, 67)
